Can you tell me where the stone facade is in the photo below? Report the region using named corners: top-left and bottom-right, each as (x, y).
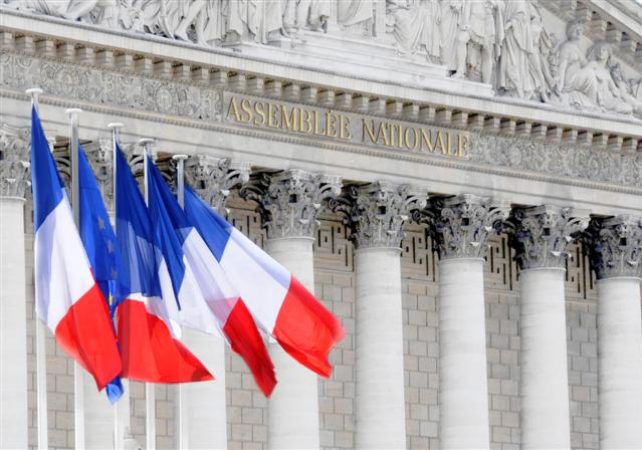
top-left (1, 1), bottom-right (642, 449)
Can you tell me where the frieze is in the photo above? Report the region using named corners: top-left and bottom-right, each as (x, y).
top-left (0, 52), bottom-right (222, 122)
top-left (3, 1), bottom-right (642, 121)
top-left (1, 52), bottom-right (640, 190)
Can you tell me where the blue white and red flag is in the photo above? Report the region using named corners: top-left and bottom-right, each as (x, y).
top-left (146, 157), bottom-right (276, 396)
top-left (184, 186), bottom-right (344, 377)
top-left (31, 106), bottom-right (121, 390)
top-left (77, 144), bottom-right (124, 402)
top-left (114, 145), bottom-right (212, 383)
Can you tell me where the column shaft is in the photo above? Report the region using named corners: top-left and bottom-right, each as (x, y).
top-left (354, 248), bottom-right (406, 449)
top-left (438, 258), bottom-right (489, 449)
top-left (519, 268), bottom-right (570, 449)
top-left (183, 330), bottom-right (228, 449)
top-left (84, 375), bottom-right (114, 449)
top-left (0, 197), bottom-right (28, 449)
top-left (597, 277), bottom-right (642, 449)
top-left (267, 237), bottom-right (320, 450)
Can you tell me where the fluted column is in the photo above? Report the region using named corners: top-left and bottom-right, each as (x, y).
top-left (0, 127), bottom-right (30, 449)
top-left (335, 182), bottom-right (425, 449)
top-left (183, 155), bottom-right (250, 449)
top-left (424, 195), bottom-right (508, 449)
top-left (508, 206), bottom-right (588, 449)
top-left (586, 216), bottom-right (642, 449)
top-left (243, 169), bottom-right (341, 450)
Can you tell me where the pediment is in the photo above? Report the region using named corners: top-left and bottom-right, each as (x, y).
top-left (2, 0), bottom-right (641, 121)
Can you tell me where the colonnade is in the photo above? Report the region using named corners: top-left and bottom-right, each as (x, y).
top-left (1, 134), bottom-right (641, 449)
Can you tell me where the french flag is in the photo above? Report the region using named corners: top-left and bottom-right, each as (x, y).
top-left (77, 144), bottom-right (124, 402)
top-left (114, 145), bottom-right (212, 383)
top-left (31, 107), bottom-right (121, 390)
top-left (146, 157), bottom-right (276, 396)
top-left (184, 186), bottom-right (345, 377)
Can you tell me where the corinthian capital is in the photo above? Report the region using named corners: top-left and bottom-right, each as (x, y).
top-left (185, 155), bottom-right (250, 213)
top-left (241, 169), bottom-right (342, 239)
top-left (419, 194), bottom-right (509, 260)
top-left (585, 215), bottom-right (642, 279)
top-left (333, 181), bottom-right (426, 250)
top-left (0, 125), bottom-right (31, 199)
top-left (507, 205), bottom-right (589, 270)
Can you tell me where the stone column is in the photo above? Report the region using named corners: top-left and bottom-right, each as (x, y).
top-left (183, 155), bottom-right (251, 449)
top-left (243, 169), bottom-right (341, 450)
top-left (425, 195), bottom-right (508, 449)
top-left (334, 182), bottom-right (425, 449)
top-left (0, 127), bottom-right (30, 449)
top-left (585, 216), bottom-right (642, 449)
top-left (81, 140), bottom-right (119, 449)
top-left (508, 206), bottom-right (588, 450)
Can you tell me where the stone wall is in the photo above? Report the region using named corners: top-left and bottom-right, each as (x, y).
top-left (24, 210), bottom-right (603, 449)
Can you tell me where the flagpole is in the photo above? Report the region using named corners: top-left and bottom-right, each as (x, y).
top-left (26, 88), bottom-right (49, 450)
top-left (107, 122), bottom-right (127, 450)
top-left (171, 154), bottom-right (188, 449)
top-left (138, 138), bottom-right (156, 450)
top-left (66, 107), bottom-right (85, 450)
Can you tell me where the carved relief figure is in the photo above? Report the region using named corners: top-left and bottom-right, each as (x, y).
top-left (7, 0), bottom-right (99, 20)
top-left (497, 0), bottom-right (534, 98)
top-left (582, 43), bottom-right (632, 114)
top-left (386, 0), bottom-right (441, 62)
top-left (194, 0), bottom-right (225, 44)
top-left (283, 0), bottom-right (331, 34)
top-left (525, 3), bottom-right (556, 102)
top-left (555, 21), bottom-right (596, 108)
top-left (441, 0), bottom-right (502, 82)
top-left (225, 0), bottom-right (284, 44)
top-left (610, 64), bottom-right (642, 117)
top-left (463, 0), bottom-right (502, 83)
top-left (338, 0), bottom-right (374, 35)
top-left (440, 0), bottom-right (465, 73)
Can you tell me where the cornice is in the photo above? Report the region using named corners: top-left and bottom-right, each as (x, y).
top-left (2, 87), bottom-right (641, 201)
top-left (1, 10), bottom-right (641, 143)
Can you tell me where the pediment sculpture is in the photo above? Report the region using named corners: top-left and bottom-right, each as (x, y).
top-left (3, 0), bottom-right (641, 119)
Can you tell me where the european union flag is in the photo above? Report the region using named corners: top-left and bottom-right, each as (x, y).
top-left (78, 144), bottom-right (124, 403)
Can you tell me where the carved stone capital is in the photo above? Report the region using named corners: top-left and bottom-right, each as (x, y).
top-left (507, 205), bottom-right (589, 270)
top-left (333, 181), bottom-right (426, 250)
top-left (83, 138), bottom-right (114, 205)
top-left (185, 155), bottom-right (250, 213)
top-left (585, 215), bottom-right (642, 279)
top-left (0, 125), bottom-right (30, 199)
top-left (241, 169), bottom-right (342, 240)
top-left (420, 194), bottom-right (509, 260)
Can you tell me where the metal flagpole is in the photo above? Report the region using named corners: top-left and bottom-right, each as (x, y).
top-left (107, 122), bottom-right (127, 450)
top-left (26, 88), bottom-right (49, 450)
top-left (138, 138), bottom-right (156, 450)
top-left (171, 154), bottom-right (188, 449)
top-left (65, 107), bottom-right (85, 450)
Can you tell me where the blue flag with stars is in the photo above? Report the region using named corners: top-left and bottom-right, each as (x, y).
top-left (78, 144), bottom-right (124, 403)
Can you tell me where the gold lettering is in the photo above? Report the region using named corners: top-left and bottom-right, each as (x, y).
top-left (448, 131), bottom-right (457, 155)
top-left (377, 123), bottom-right (390, 147)
top-left (253, 101), bottom-right (266, 126)
top-left (363, 119), bottom-right (377, 143)
top-left (458, 134), bottom-right (469, 157)
top-left (436, 130), bottom-right (447, 154)
top-left (340, 115), bottom-right (351, 140)
top-left (267, 102), bottom-right (280, 128)
top-left (240, 99), bottom-right (253, 123)
top-left (405, 127), bottom-right (419, 150)
top-left (421, 129), bottom-right (434, 152)
top-left (299, 109), bottom-right (313, 133)
top-left (227, 97), bottom-right (243, 122)
top-left (314, 111), bottom-right (324, 135)
top-left (325, 111), bottom-right (338, 138)
top-left (281, 105), bottom-right (299, 132)
top-left (397, 123), bottom-right (404, 149)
